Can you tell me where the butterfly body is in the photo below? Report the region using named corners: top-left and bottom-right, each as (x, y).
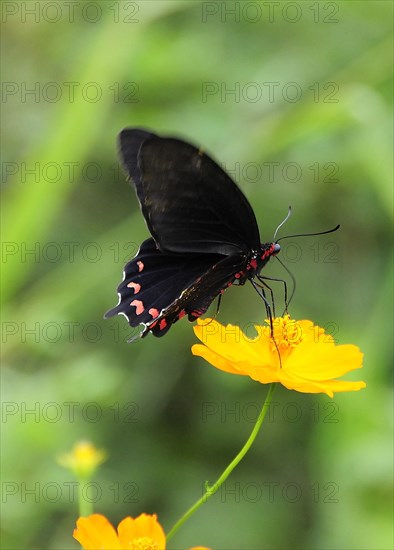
top-left (105, 129), bottom-right (280, 338)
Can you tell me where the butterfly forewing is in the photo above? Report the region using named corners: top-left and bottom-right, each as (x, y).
top-left (117, 128), bottom-right (157, 187)
top-left (119, 130), bottom-right (260, 255)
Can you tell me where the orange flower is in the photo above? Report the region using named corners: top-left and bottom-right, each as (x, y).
top-left (192, 315), bottom-right (366, 398)
top-left (73, 513), bottom-right (166, 550)
top-left (73, 514), bottom-right (209, 550)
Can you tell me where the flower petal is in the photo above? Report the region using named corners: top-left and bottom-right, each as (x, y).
top-left (193, 319), bottom-right (270, 364)
top-left (73, 514), bottom-right (122, 549)
top-left (192, 344), bottom-right (246, 375)
top-left (278, 370), bottom-right (366, 397)
top-left (232, 360), bottom-right (280, 384)
top-left (117, 514), bottom-right (166, 549)
top-left (288, 344), bottom-right (364, 381)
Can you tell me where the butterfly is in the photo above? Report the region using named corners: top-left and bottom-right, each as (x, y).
top-left (105, 128), bottom-right (281, 338)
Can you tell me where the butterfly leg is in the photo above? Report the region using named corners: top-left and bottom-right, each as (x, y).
top-left (253, 277), bottom-right (277, 317)
top-left (256, 274), bottom-right (289, 315)
top-left (214, 292), bottom-right (223, 319)
top-left (250, 278), bottom-right (282, 369)
top-left (249, 278), bottom-right (274, 335)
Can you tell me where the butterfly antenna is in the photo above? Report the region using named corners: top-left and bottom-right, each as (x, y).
top-left (276, 224), bottom-right (340, 243)
top-left (273, 206), bottom-right (292, 241)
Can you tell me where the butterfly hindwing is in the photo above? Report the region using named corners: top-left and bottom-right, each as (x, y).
top-left (118, 129), bottom-right (261, 256)
top-left (105, 238), bottom-right (246, 337)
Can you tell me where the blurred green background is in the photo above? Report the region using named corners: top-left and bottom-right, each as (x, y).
top-left (1, 1), bottom-right (393, 549)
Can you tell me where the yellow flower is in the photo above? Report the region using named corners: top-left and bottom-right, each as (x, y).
top-left (73, 514), bottom-right (209, 550)
top-left (192, 315), bottom-right (366, 398)
top-left (73, 514), bottom-right (166, 550)
top-left (57, 441), bottom-right (106, 480)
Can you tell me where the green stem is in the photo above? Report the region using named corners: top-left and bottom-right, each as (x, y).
top-left (78, 479), bottom-right (93, 517)
top-left (166, 383), bottom-right (277, 542)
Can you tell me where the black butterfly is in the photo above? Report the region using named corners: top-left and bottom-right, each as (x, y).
top-left (105, 129), bottom-right (281, 338)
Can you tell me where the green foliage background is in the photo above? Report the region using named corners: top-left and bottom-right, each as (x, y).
top-left (1, 1), bottom-right (392, 549)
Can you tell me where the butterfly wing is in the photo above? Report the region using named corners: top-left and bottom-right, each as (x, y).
top-left (147, 251), bottom-right (248, 337)
top-left (105, 238), bottom-right (246, 338)
top-left (118, 129), bottom-right (261, 256)
top-left (117, 128), bottom-right (156, 187)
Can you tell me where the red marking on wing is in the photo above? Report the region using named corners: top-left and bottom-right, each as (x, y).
top-left (127, 281), bottom-right (141, 293)
top-left (137, 261), bottom-right (144, 272)
top-left (159, 319), bottom-right (167, 330)
top-left (178, 310), bottom-right (186, 320)
top-left (248, 258), bottom-right (258, 270)
top-left (149, 308), bottom-right (160, 319)
top-left (190, 309), bottom-right (204, 318)
top-left (130, 299), bottom-right (144, 315)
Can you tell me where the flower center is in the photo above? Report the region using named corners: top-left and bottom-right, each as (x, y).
top-left (271, 315), bottom-right (304, 353)
top-left (129, 537), bottom-right (159, 550)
